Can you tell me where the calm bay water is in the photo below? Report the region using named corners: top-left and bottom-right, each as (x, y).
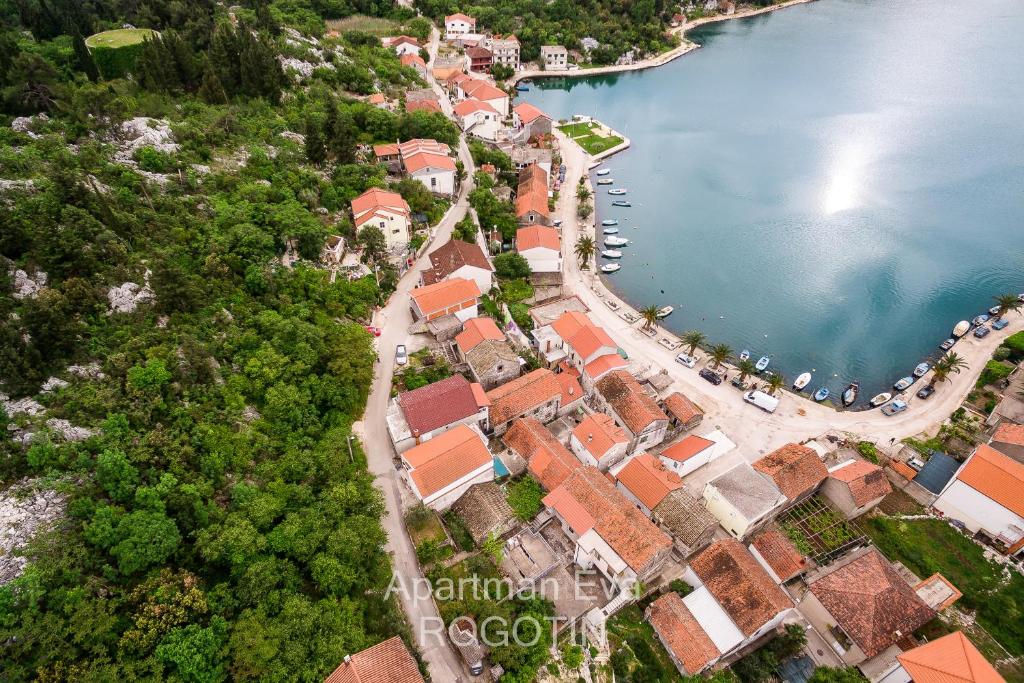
top-left (524, 0), bottom-right (1024, 400)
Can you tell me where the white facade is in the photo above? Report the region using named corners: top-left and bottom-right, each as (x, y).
top-left (358, 209), bottom-right (411, 252)
top-left (385, 397), bottom-right (489, 453)
top-left (541, 46), bottom-right (568, 70)
top-left (439, 264), bottom-right (493, 295)
top-left (570, 433), bottom-right (628, 471)
top-left (392, 40), bottom-right (420, 57)
top-left (411, 167), bottom-right (456, 195)
top-left (659, 429), bottom-right (735, 479)
top-left (574, 527), bottom-right (636, 592)
top-left (703, 484), bottom-right (756, 539)
top-left (445, 17), bottom-right (475, 40)
top-left (933, 480), bottom-right (1024, 547)
top-left (519, 246), bottom-right (561, 273)
top-left (458, 109), bottom-right (501, 141)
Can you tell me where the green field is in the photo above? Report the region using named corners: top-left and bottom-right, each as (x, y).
top-left (325, 15), bottom-right (400, 37)
top-left (558, 121), bottom-right (624, 155)
top-left (85, 28), bottom-right (157, 49)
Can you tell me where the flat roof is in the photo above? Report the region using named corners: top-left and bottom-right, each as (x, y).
top-left (683, 586), bottom-right (744, 654)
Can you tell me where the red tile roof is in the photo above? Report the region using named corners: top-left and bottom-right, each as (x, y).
top-left (993, 422), bottom-right (1024, 447)
top-left (543, 485), bottom-right (596, 535)
top-left (504, 417), bottom-right (581, 491)
top-left (753, 443), bottom-right (828, 502)
top-left (551, 311), bottom-right (617, 362)
top-left (423, 239), bottom-right (492, 285)
top-left (956, 444), bottom-right (1024, 517)
top-left (400, 53), bottom-right (426, 67)
top-left (515, 191), bottom-right (550, 219)
top-left (647, 592), bottom-right (720, 675)
top-left (663, 392), bottom-right (704, 424)
top-left (750, 529), bottom-right (807, 582)
top-left (406, 99), bottom-right (441, 113)
top-left (555, 371), bottom-right (584, 407)
top-left (456, 317), bottom-right (505, 354)
top-left (398, 374), bottom-right (482, 435)
top-left (454, 98), bottom-right (499, 117)
top-left (897, 631), bottom-right (1005, 683)
top-left (404, 425), bottom-right (491, 498)
top-left (368, 93), bottom-right (386, 105)
top-left (487, 368), bottom-right (562, 425)
top-left (595, 370), bottom-right (668, 436)
top-left (373, 142), bottom-right (400, 158)
top-left (573, 413), bottom-right (627, 461)
top-left (615, 453), bottom-right (683, 510)
top-left (446, 12), bottom-right (475, 23)
top-left (690, 539), bottom-right (793, 636)
top-left (584, 353), bottom-right (628, 381)
top-left (661, 435), bottom-right (715, 463)
top-left (514, 102), bottom-right (550, 124)
top-left (404, 150), bottom-right (457, 173)
top-left (351, 188), bottom-right (410, 217)
top-left (410, 278), bottom-right (480, 316)
top-left (829, 459), bottom-right (893, 507)
top-left (808, 548), bottom-right (935, 658)
top-left (516, 227), bottom-right (558, 253)
top-left (324, 636), bottom-right (424, 683)
top-left (461, 78), bottom-right (507, 102)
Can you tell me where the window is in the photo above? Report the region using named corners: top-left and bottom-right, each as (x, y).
top-left (431, 177), bottom-right (437, 187)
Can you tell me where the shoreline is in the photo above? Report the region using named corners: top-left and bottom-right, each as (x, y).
top-left (512, 0), bottom-right (818, 86)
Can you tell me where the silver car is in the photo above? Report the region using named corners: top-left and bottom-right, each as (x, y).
top-left (395, 344), bottom-right (408, 365)
top-left (674, 353), bottom-right (696, 368)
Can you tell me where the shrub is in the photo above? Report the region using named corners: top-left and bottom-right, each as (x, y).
top-left (493, 252), bottom-right (532, 279)
top-left (442, 510), bottom-right (476, 552)
top-left (857, 441), bottom-right (879, 464)
top-left (976, 360), bottom-right (1013, 388)
top-left (669, 579), bottom-right (694, 597)
top-left (1002, 331), bottom-right (1024, 360)
top-left (507, 477), bottom-right (544, 521)
top-left (135, 146), bottom-right (178, 173)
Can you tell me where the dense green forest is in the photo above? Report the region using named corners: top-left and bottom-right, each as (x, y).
top-left (0, 0), bottom-right (463, 680)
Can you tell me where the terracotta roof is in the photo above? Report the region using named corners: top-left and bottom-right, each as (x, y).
top-left (470, 381), bottom-right (490, 407)
top-left (595, 370), bottom-right (668, 435)
top-left (647, 592), bottom-right (721, 675)
top-left (465, 45), bottom-right (492, 59)
top-left (750, 529), bottom-right (807, 582)
top-left (404, 425), bottom-right (491, 498)
top-left (406, 99), bottom-right (441, 113)
top-left (454, 98), bottom-right (499, 117)
top-left (808, 548), bottom-right (935, 658)
top-left (398, 374), bottom-right (482, 435)
top-left (661, 435), bottom-right (715, 463)
top-left (545, 466), bottom-right (672, 572)
top-left (663, 392), bottom-right (704, 424)
top-left (616, 453), bottom-right (684, 510)
top-left (514, 102), bottom-right (550, 124)
top-left (368, 93), bottom-right (386, 104)
top-left (753, 443), bottom-right (828, 502)
top-left (573, 413), bottom-right (628, 460)
top-left (690, 539), bottom-right (793, 636)
top-left (373, 142), bottom-right (400, 157)
top-left (897, 631), bottom-right (1004, 683)
top-left (583, 353), bottom-right (628, 381)
top-left (351, 188), bottom-right (410, 217)
top-left (515, 190), bottom-right (550, 219)
top-left (400, 53), bottom-right (425, 67)
top-left (555, 371), bottom-right (584, 407)
top-left (432, 66), bottom-right (462, 81)
top-left (653, 489), bottom-right (719, 549)
top-left (551, 311), bottom-right (617, 362)
top-left (956, 444), bottom-right (1024, 517)
top-left (399, 138), bottom-right (450, 155)
top-left (446, 12), bottom-right (475, 23)
top-left (487, 368), bottom-right (562, 425)
top-left (543, 484), bottom-right (596, 535)
top-left (891, 460), bottom-right (918, 481)
top-left (829, 459), bottom-right (893, 508)
top-left (461, 78), bottom-right (507, 102)
top-left (993, 422), bottom-right (1024, 447)
top-left (404, 150), bottom-right (457, 173)
top-left (456, 317), bottom-right (505, 354)
top-left (385, 35), bottom-right (420, 48)
top-left (410, 278), bottom-right (480, 316)
top-left (505, 417), bottom-right (581, 491)
top-left (324, 636), bottom-right (424, 683)
top-left (513, 227), bottom-right (557, 254)
top-left (423, 239), bottom-right (492, 285)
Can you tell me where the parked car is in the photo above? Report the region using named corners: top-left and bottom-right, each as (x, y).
top-left (974, 326), bottom-right (991, 339)
top-left (907, 456), bottom-right (926, 471)
top-left (992, 318), bottom-right (1009, 330)
top-left (916, 385), bottom-right (935, 399)
top-left (881, 399), bottom-right (908, 416)
top-left (674, 353), bottom-right (697, 368)
top-left (365, 325), bottom-right (382, 337)
top-left (395, 344), bottom-right (408, 365)
top-left (699, 368), bottom-right (723, 385)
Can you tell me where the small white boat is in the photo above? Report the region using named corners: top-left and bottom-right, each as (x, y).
top-left (604, 236), bottom-right (629, 247)
top-left (893, 376), bottom-right (915, 391)
top-left (596, 168), bottom-right (611, 176)
top-left (657, 306), bottom-right (673, 318)
top-left (600, 263), bottom-right (620, 273)
top-left (611, 200), bottom-right (631, 207)
top-left (739, 350), bottom-right (750, 361)
top-left (601, 249), bottom-right (622, 258)
top-left (842, 382), bottom-right (859, 406)
top-left (952, 320), bottom-right (970, 338)
top-left (913, 362), bottom-right (930, 377)
top-left (793, 373), bottom-right (812, 391)
top-left (869, 392), bottom-right (893, 407)
top-left (608, 189), bottom-right (627, 196)
top-left (597, 179), bottom-right (614, 185)
top-left (755, 356), bottom-right (770, 372)
top-left (602, 219), bottom-right (618, 226)
top-left (603, 227), bottom-right (619, 234)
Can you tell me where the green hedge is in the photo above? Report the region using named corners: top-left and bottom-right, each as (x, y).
top-left (91, 42), bottom-right (146, 79)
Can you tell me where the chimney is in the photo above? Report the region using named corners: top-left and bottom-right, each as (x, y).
top-left (413, 428), bottom-right (421, 444)
top-left (344, 655), bottom-right (351, 664)
top-left (587, 433), bottom-right (593, 443)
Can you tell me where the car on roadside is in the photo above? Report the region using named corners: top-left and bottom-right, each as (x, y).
top-left (674, 353), bottom-right (697, 368)
top-left (365, 325), bottom-right (382, 337)
top-left (916, 385), bottom-right (935, 400)
top-left (699, 368), bottom-right (723, 385)
top-left (973, 326), bottom-right (991, 339)
top-left (881, 399), bottom-right (908, 416)
top-left (395, 344), bottom-right (408, 365)
top-left (992, 318), bottom-right (1009, 331)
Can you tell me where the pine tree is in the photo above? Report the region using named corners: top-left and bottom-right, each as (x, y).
top-left (304, 118), bottom-right (327, 165)
top-left (208, 23), bottom-right (241, 96)
top-left (238, 26), bottom-right (282, 103)
top-left (197, 57), bottom-right (229, 104)
top-left (71, 28), bottom-right (100, 82)
top-left (137, 36), bottom-right (176, 92)
top-left (164, 31), bottom-right (201, 90)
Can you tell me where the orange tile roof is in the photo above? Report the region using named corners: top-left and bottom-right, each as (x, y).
top-left (351, 187), bottom-right (410, 217)
top-left (398, 138), bottom-right (450, 156)
top-left (753, 443), bottom-right (828, 502)
top-left (550, 311), bottom-right (617, 363)
top-left (470, 382), bottom-right (490, 408)
top-left (750, 529), bottom-right (807, 582)
top-left (992, 422), bottom-right (1024, 447)
top-left (615, 453), bottom-right (683, 510)
top-left (573, 413), bottom-right (627, 460)
top-left (897, 631), bottom-right (1004, 683)
top-left (400, 53), bottom-right (425, 67)
top-left (515, 190), bottom-right (550, 219)
top-left (595, 370), bottom-right (668, 436)
top-left (324, 636), bottom-right (424, 683)
top-left (456, 317), bottom-right (505, 354)
top-left (461, 78), bottom-right (507, 102)
top-left (514, 102), bottom-right (550, 124)
top-left (504, 417), bottom-right (581, 491)
top-left (385, 35), bottom-right (420, 48)
top-left (373, 142), bottom-right (400, 157)
top-left (432, 66), bottom-right (462, 81)
top-left (516, 225), bottom-right (559, 251)
top-left (446, 12), bottom-right (475, 23)
top-left (404, 150), bottom-right (457, 173)
top-left (555, 371), bottom-right (584, 407)
top-left (661, 435), bottom-right (715, 463)
top-left (663, 392), bottom-right (703, 424)
top-left (956, 444), bottom-right (1024, 517)
top-left (487, 368), bottom-right (563, 425)
top-left (404, 425), bottom-right (491, 498)
top-left (891, 460), bottom-right (918, 481)
top-left (829, 459), bottom-right (893, 507)
top-left (454, 98), bottom-right (499, 117)
top-left (406, 99), bottom-right (441, 113)
top-left (368, 93), bottom-right (386, 105)
top-left (690, 539), bottom-right (793, 636)
top-left (410, 277), bottom-right (480, 316)
top-left (647, 592), bottom-right (720, 675)
top-left (583, 352), bottom-right (628, 381)
top-left (542, 485), bottom-right (595, 535)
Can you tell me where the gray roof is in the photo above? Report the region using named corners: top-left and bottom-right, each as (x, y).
top-left (451, 482), bottom-right (515, 543)
top-left (708, 463), bottom-right (786, 520)
top-left (466, 340), bottom-right (519, 377)
top-left (653, 489), bottom-right (718, 548)
top-left (913, 451), bottom-right (960, 494)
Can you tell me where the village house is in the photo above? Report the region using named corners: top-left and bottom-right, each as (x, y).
top-left (487, 35), bottom-right (521, 70)
top-left (931, 443), bottom-right (1024, 556)
top-left (652, 488), bottom-right (719, 557)
top-left (512, 102), bottom-right (553, 140)
top-left (351, 188), bottom-right (412, 253)
top-left (535, 310), bottom-right (626, 387)
top-left (453, 98), bottom-right (502, 140)
top-left (799, 548), bottom-right (936, 673)
top-left (324, 636), bottom-right (424, 683)
top-left (882, 631), bottom-right (1005, 683)
top-left (543, 466), bottom-right (673, 591)
top-left (516, 226), bottom-right (560, 272)
top-left (367, 92), bottom-right (390, 110)
top-left (661, 391), bottom-right (704, 435)
top-left (486, 367), bottom-right (578, 435)
top-left (515, 165), bottom-right (551, 227)
top-left (658, 434), bottom-right (720, 478)
top-left (466, 45), bottom-right (492, 72)
top-left (404, 146), bottom-right (457, 195)
top-left (422, 239), bottom-right (494, 293)
top-left (386, 374), bottom-right (489, 452)
top-left (594, 370), bottom-right (670, 454)
top-left (612, 452), bottom-right (684, 517)
top-left (399, 52), bottom-right (427, 77)
top-left (406, 98), bottom-right (441, 114)
top-left (456, 317), bottom-right (521, 390)
top-left (569, 412), bottom-right (629, 470)
top-left (752, 443), bottom-right (829, 509)
top-left (821, 459), bottom-right (893, 519)
top-left (444, 12), bottom-right (476, 40)
top-left (989, 422), bottom-right (1024, 464)
top-left (321, 234), bottom-right (344, 265)
top-left (458, 78), bottom-right (510, 117)
top-left (646, 591), bottom-right (722, 677)
top-left (505, 417), bottom-right (582, 490)
top-left (383, 35), bottom-right (421, 57)
top-left (703, 463), bottom-right (787, 539)
top-left (511, 145), bottom-right (554, 175)
top-left (450, 482), bottom-right (516, 544)
top-left (401, 424), bottom-right (494, 510)
top-left (409, 277), bottom-right (481, 323)
top-left (540, 45), bottom-right (568, 70)
top-left (748, 529), bottom-right (809, 584)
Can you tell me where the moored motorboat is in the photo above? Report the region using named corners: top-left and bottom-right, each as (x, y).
top-left (600, 263), bottom-right (620, 273)
top-left (602, 219), bottom-right (618, 226)
top-left (989, 305), bottom-right (1001, 316)
top-left (913, 362), bottom-right (930, 377)
top-left (755, 356), bottom-right (770, 372)
top-left (596, 168), bottom-right (611, 176)
top-left (657, 306), bottom-right (673, 318)
top-left (739, 350), bottom-right (750, 361)
top-left (604, 236), bottom-right (628, 247)
top-left (516, 84), bottom-right (529, 91)
top-left (893, 376), bottom-right (915, 391)
top-left (972, 314), bottom-right (990, 326)
top-left (601, 249), bottom-right (622, 258)
top-left (597, 179), bottom-right (614, 185)
top-left (793, 372), bottom-right (812, 391)
top-left (611, 200), bottom-right (631, 207)
top-left (940, 338), bottom-right (956, 351)
top-left (842, 382), bottom-right (859, 406)
top-left (870, 392), bottom-right (893, 407)
top-left (814, 387), bottom-right (830, 402)
top-left (603, 227), bottom-right (619, 234)
top-left (608, 188), bottom-right (627, 195)
top-left (952, 320), bottom-right (970, 338)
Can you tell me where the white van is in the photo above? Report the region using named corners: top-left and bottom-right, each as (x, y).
top-left (744, 390), bottom-right (779, 413)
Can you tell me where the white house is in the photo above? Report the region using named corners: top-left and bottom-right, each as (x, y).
top-left (351, 188), bottom-right (412, 253)
top-left (409, 277), bottom-right (481, 323)
top-left (703, 463), bottom-right (786, 540)
top-left (611, 453), bottom-right (683, 517)
top-left (932, 444), bottom-right (1024, 556)
top-left (453, 98), bottom-right (502, 140)
top-left (421, 239), bottom-right (494, 293)
top-left (515, 226), bottom-right (561, 273)
top-left (445, 13), bottom-right (476, 40)
top-left (540, 45), bottom-right (568, 71)
top-left (401, 424), bottom-right (494, 510)
top-left (404, 149), bottom-right (457, 195)
top-left (569, 412), bottom-right (628, 470)
top-left (386, 374), bottom-right (490, 453)
top-left (459, 78), bottom-right (510, 117)
top-left (384, 35), bottom-right (421, 57)
top-left (658, 430), bottom-right (734, 479)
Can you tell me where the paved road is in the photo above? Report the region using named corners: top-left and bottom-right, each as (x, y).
top-left (357, 29), bottom-right (476, 682)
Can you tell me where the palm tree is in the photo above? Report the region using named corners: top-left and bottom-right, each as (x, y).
top-left (681, 330), bottom-right (706, 357)
top-left (640, 305), bottom-right (660, 331)
top-left (766, 372), bottom-right (785, 396)
top-left (574, 235), bottom-right (595, 269)
top-left (993, 293), bottom-right (1022, 320)
top-left (709, 343), bottom-right (733, 370)
top-left (929, 352), bottom-right (968, 388)
top-left (736, 359), bottom-right (757, 385)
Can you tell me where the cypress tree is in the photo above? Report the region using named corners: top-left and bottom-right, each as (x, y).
top-left (208, 23), bottom-right (241, 96)
top-left (304, 118), bottom-right (326, 165)
top-left (71, 28), bottom-right (100, 82)
top-left (197, 57), bottom-right (229, 104)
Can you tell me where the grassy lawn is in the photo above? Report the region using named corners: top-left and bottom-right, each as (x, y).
top-left (575, 134), bottom-right (625, 155)
top-left (85, 28), bottom-right (157, 48)
top-left (405, 505), bottom-right (448, 547)
top-left (558, 122), bottom-right (598, 137)
top-left (607, 604), bottom-right (683, 681)
top-left (325, 15), bottom-right (400, 36)
top-left (864, 517), bottom-right (1024, 657)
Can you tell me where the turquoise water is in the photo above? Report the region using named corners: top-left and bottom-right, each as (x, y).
top-left (524, 0), bottom-right (1024, 402)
